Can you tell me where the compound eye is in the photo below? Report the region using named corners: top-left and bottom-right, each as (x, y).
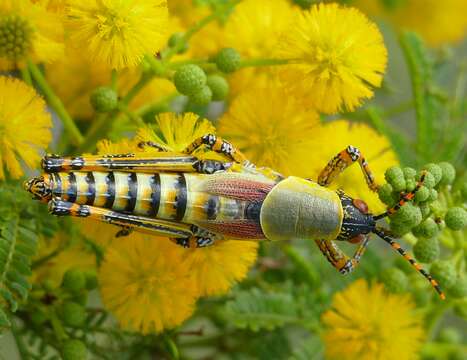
top-left (353, 198), bottom-right (368, 214)
top-left (349, 234), bottom-right (365, 244)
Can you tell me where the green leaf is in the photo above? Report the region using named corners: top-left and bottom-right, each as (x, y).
top-left (0, 308), bottom-right (10, 328)
top-left (289, 337), bottom-right (324, 360)
top-left (399, 32), bottom-right (441, 163)
top-left (224, 288), bottom-right (299, 331)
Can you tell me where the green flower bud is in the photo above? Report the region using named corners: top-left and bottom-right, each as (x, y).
top-left (90, 87), bottom-right (118, 113)
top-left (419, 171), bottom-right (436, 189)
top-left (62, 268), bottom-right (86, 294)
top-left (429, 200), bottom-right (444, 217)
top-left (43, 279), bottom-right (56, 292)
top-left (437, 219), bottom-right (446, 231)
top-left (419, 203), bottom-right (431, 218)
top-left (84, 270), bottom-right (98, 291)
top-left (438, 327), bottom-right (461, 344)
top-left (74, 291), bottom-right (88, 306)
top-left (381, 268), bottom-right (408, 293)
top-left (430, 260), bottom-right (457, 289)
top-left (61, 302), bottom-right (86, 328)
top-left (412, 278), bottom-right (430, 306)
top-left (438, 162), bottom-right (456, 186)
top-left (189, 85), bottom-right (212, 105)
top-left (206, 74), bottom-right (229, 101)
top-left (173, 64), bottom-right (207, 95)
top-left (31, 309), bottom-right (48, 326)
top-left (423, 163), bottom-right (443, 186)
top-left (412, 218), bottom-right (439, 239)
top-left (62, 339), bottom-right (88, 360)
top-left (427, 188), bottom-right (438, 202)
top-left (378, 183), bottom-right (395, 206)
top-left (454, 299), bottom-right (467, 320)
top-left (214, 48), bottom-right (241, 73)
top-left (413, 237), bottom-right (439, 263)
top-left (403, 167), bottom-right (417, 180)
top-left (389, 221), bottom-right (412, 236)
top-left (414, 186), bottom-right (430, 202)
top-left (385, 166), bottom-right (406, 192)
top-left (406, 178), bottom-right (416, 192)
top-left (461, 181), bottom-right (467, 201)
top-left (390, 203), bottom-right (422, 228)
top-left (444, 207), bottom-right (467, 231)
top-left (448, 276), bottom-right (467, 299)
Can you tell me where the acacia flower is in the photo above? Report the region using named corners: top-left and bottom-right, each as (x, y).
top-left (0, 0), bottom-right (64, 70)
top-left (67, 0), bottom-right (169, 70)
top-left (275, 3), bottom-right (387, 114)
top-left (218, 79), bottom-right (321, 178)
top-left (354, 0), bottom-right (467, 47)
top-left (222, 0), bottom-right (298, 96)
top-left (99, 234), bottom-right (197, 333)
top-left (306, 120), bottom-right (398, 213)
top-left (322, 279), bottom-right (425, 360)
top-left (0, 76), bottom-right (52, 179)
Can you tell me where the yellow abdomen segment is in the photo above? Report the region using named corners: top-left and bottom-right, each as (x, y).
top-left (260, 177), bottom-right (343, 241)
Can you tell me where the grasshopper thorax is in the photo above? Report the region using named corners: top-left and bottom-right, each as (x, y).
top-left (336, 190), bottom-right (376, 243)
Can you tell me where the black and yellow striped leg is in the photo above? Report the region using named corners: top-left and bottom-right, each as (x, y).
top-left (315, 238), bottom-right (370, 274)
top-left (183, 134), bottom-right (248, 164)
top-left (137, 141), bottom-right (170, 152)
top-left (171, 236), bottom-right (216, 249)
top-left (318, 145), bottom-right (379, 192)
top-left (48, 198), bottom-right (194, 238)
top-left (41, 154), bottom-right (199, 173)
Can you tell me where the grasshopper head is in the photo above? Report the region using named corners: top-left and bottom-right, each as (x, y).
top-left (24, 176), bottom-right (51, 202)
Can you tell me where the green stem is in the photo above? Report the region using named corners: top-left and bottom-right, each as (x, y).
top-left (77, 112), bottom-right (114, 153)
top-left (111, 69), bottom-right (118, 91)
top-left (425, 300), bottom-right (453, 339)
top-left (50, 310), bottom-right (67, 342)
top-left (239, 58), bottom-right (291, 68)
top-left (161, 0), bottom-right (241, 61)
top-left (134, 93), bottom-right (178, 117)
top-left (20, 66), bottom-right (32, 86)
top-left (117, 104), bottom-right (145, 127)
top-left (27, 60), bottom-right (84, 145)
top-left (11, 320), bottom-right (30, 360)
top-left (120, 75), bottom-right (152, 106)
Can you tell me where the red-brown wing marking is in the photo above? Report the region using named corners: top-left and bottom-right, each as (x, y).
top-left (200, 172), bottom-right (275, 201)
top-left (198, 220), bottom-right (266, 239)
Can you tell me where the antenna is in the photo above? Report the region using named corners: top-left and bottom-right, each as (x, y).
top-left (373, 227), bottom-right (445, 300)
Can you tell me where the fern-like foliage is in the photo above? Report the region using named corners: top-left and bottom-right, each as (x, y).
top-left (0, 184), bottom-right (40, 330)
top-left (224, 288), bottom-right (300, 331)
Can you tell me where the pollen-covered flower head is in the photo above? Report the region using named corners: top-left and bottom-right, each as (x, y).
top-left (275, 3), bottom-right (387, 114)
top-left (322, 279), bottom-right (425, 360)
top-left (0, 76), bottom-right (52, 179)
top-left (0, 0), bottom-right (64, 70)
top-left (67, 0), bottom-right (169, 70)
top-left (218, 78), bottom-right (320, 177)
top-left (175, 240), bottom-right (258, 296)
top-left (99, 234), bottom-right (197, 334)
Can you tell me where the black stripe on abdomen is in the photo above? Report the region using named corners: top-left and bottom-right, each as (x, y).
top-left (206, 195), bottom-right (220, 220)
top-left (52, 173), bottom-right (62, 197)
top-left (125, 172), bottom-right (137, 213)
top-left (85, 172), bottom-right (95, 205)
top-left (104, 172), bottom-right (115, 209)
top-left (149, 174), bottom-right (161, 216)
top-left (174, 174), bottom-right (187, 221)
top-left (67, 172), bottom-right (77, 203)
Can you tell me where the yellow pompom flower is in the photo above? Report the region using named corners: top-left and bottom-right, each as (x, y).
top-left (275, 3), bottom-right (387, 114)
top-left (67, 0), bottom-right (169, 70)
top-left (99, 234), bottom-right (197, 334)
top-left (137, 112), bottom-right (216, 153)
top-left (0, 76), bottom-right (52, 179)
top-left (0, 0), bottom-right (64, 70)
top-left (354, 0), bottom-right (466, 47)
top-left (222, 0), bottom-right (297, 96)
top-left (218, 79), bottom-right (320, 177)
top-left (306, 120), bottom-right (398, 213)
top-left (322, 279), bottom-right (425, 360)
top-left (176, 240), bottom-right (258, 296)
